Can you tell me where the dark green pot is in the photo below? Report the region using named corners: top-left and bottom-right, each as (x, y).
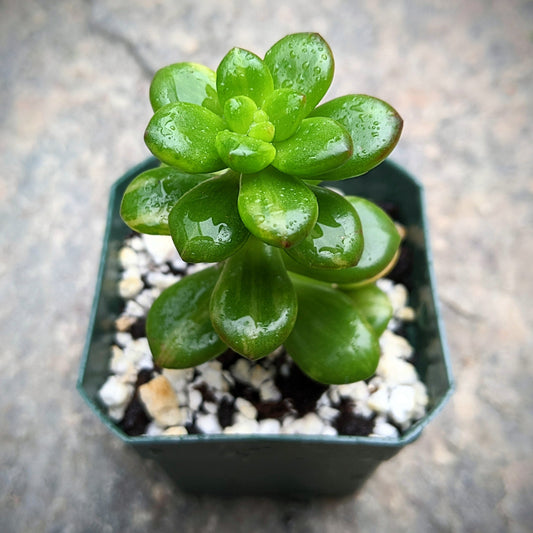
top-left (77, 158), bottom-right (453, 497)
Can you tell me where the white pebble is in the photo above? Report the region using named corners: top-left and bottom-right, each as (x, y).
top-left (186, 262), bottom-right (212, 274)
top-left (372, 417), bottom-right (400, 438)
top-left (250, 364), bottom-right (271, 388)
top-left (231, 358), bottom-right (252, 384)
top-left (389, 283), bottom-right (409, 313)
top-left (108, 405), bottom-right (127, 422)
top-left (223, 414), bottom-right (259, 434)
top-left (123, 337), bottom-right (151, 368)
top-left (128, 236), bottom-right (145, 252)
top-left (144, 421), bottom-right (165, 436)
top-left (337, 381), bottom-right (369, 402)
top-left (396, 307), bottom-right (416, 321)
top-left (235, 398), bottom-right (257, 420)
top-left (377, 355), bottom-right (418, 385)
top-left (203, 401), bottom-right (218, 414)
top-left (259, 380), bottom-right (281, 402)
top-left (135, 288), bottom-right (160, 309)
top-left (119, 274), bottom-right (144, 299)
top-left (118, 246), bottom-right (138, 269)
top-left (328, 387), bottom-right (341, 405)
top-left (285, 413), bottom-right (324, 435)
top-left (201, 361), bottom-right (229, 392)
top-left (146, 271), bottom-right (180, 291)
top-left (163, 426), bottom-right (188, 436)
top-left (367, 387), bottom-right (390, 414)
top-left (162, 368), bottom-right (194, 390)
top-left (124, 300), bottom-right (146, 318)
top-left (98, 376), bottom-right (133, 407)
top-left (188, 388), bottom-right (203, 411)
top-left (317, 405), bottom-right (339, 422)
top-left (115, 331), bottom-right (133, 348)
top-left (321, 425), bottom-right (338, 436)
top-left (257, 418), bottom-right (281, 434)
top-left (380, 330), bottom-right (414, 359)
top-left (142, 234), bottom-right (177, 264)
top-left (170, 256), bottom-right (188, 272)
top-left (389, 385), bottom-right (416, 426)
top-left (196, 413), bottom-right (222, 434)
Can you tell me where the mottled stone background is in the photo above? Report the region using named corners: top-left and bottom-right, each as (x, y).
top-left (1, 0), bottom-right (532, 531)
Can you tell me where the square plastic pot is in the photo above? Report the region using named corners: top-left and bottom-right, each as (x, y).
top-left (78, 158), bottom-right (453, 497)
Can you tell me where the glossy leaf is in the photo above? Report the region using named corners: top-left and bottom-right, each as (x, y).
top-left (310, 95), bottom-right (403, 180)
top-left (223, 95), bottom-right (257, 134)
top-left (149, 62), bottom-right (221, 115)
top-left (283, 196), bottom-right (400, 285)
top-left (210, 237), bottom-right (297, 359)
top-left (285, 275), bottom-right (380, 384)
top-left (146, 266), bottom-right (227, 369)
top-left (238, 167), bottom-right (318, 248)
top-left (343, 283), bottom-right (393, 336)
top-left (215, 130), bottom-right (276, 174)
top-left (120, 167), bottom-right (211, 235)
top-left (216, 47), bottom-right (274, 107)
top-left (262, 89), bottom-right (306, 141)
top-left (145, 102), bottom-right (226, 172)
top-left (272, 117), bottom-right (352, 177)
top-left (285, 185), bottom-right (364, 269)
top-left (168, 171), bottom-right (249, 262)
top-left (264, 32), bottom-right (334, 117)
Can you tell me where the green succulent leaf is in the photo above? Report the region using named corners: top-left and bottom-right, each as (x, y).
top-left (272, 117), bottom-right (352, 177)
top-left (262, 89), bottom-right (306, 141)
top-left (215, 130), bottom-right (276, 174)
top-left (284, 196), bottom-right (400, 285)
top-left (310, 95), bottom-right (403, 180)
top-left (343, 283), bottom-right (393, 336)
top-left (238, 167), bottom-right (318, 248)
top-left (223, 95), bottom-right (257, 134)
top-left (145, 102), bottom-right (227, 173)
top-left (168, 171), bottom-right (249, 262)
top-left (120, 167), bottom-right (212, 235)
top-left (285, 275), bottom-right (380, 384)
top-left (149, 62), bottom-right (221, 115)
top-left (146, 266), bottom-right (227, 369)
top-left (216, 47), bottom-right (274, 107)
top-left (264, 32), bottom-right (334, 117)
top-left (210, 237), bottom-right (297, 359)
top-left (285, 185), bottom-right (364, 269)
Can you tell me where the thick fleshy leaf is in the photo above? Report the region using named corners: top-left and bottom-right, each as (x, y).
top-left (149, 62), bottom-right (221, 115)
top-left (120, 167), bottom-right (212, 235)
top-left (145, 102), bottom-right (226, 173)
top-left (264, 32), bottom-right (334, 117)
top-left (210, 237), bottom-right (297, 359)
top-left (223, 95), bottom-right (257, 134)
top-left (272, 117), bottom-right (352, 177)
top-left (310, 95), bottom-right (403, 180)
top-left (285, 275), bottom-right (380, 384)
top-left (215, 130), bottom-right (276, 174)
top-left (216, 47), bottom-right (274, 107)
top-left (343, 283), bottom-right (393, 336)
top-left (168, 171), bottom-right (249, 262)
top-left (285, 185), bottom-right (364, 269)
top-left (283, 196), bottom-right (400, 285)
top-left (238, 167), bottom-right (318, 248)
top-left (146, 266), bottom-right (227, 369)
top-left (262, 89), bottom-right (306, 141)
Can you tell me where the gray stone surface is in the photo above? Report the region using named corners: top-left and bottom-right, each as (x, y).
top-left (1, 0), bottom-right (532, 530)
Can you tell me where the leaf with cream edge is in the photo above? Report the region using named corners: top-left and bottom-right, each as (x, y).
top-left (264, 32), bottom-right (334, 118)
top-left (285, 185), bottom-right (364, 269)
top-left (238, 167), bottom-right (318, 248)
top-left (146, 266), bottom-right (227, 369)
top-left (120, 167), bottom-right (211, 235)
top-left (144, 102), bottom-right (227, 173)
top-left (283, 196), bottom-right (400, 286)
top-left (149, 62), bottom-right (221, 115)
top-left (343, 283), bottom-right (393, 336)
top-left (310, 94), bottom-right (403, 180)
top-left (168, 171), bottom-right (249, 263)
top-left (285, 275), bottom-right (380, 384)
top-left (210, 237), bottom-right (297, 359)
top-left (216, 47), bottom-right (274, 107)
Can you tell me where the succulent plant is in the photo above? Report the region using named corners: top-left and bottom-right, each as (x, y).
top-left (120, 32), bottom-right (403, 385)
